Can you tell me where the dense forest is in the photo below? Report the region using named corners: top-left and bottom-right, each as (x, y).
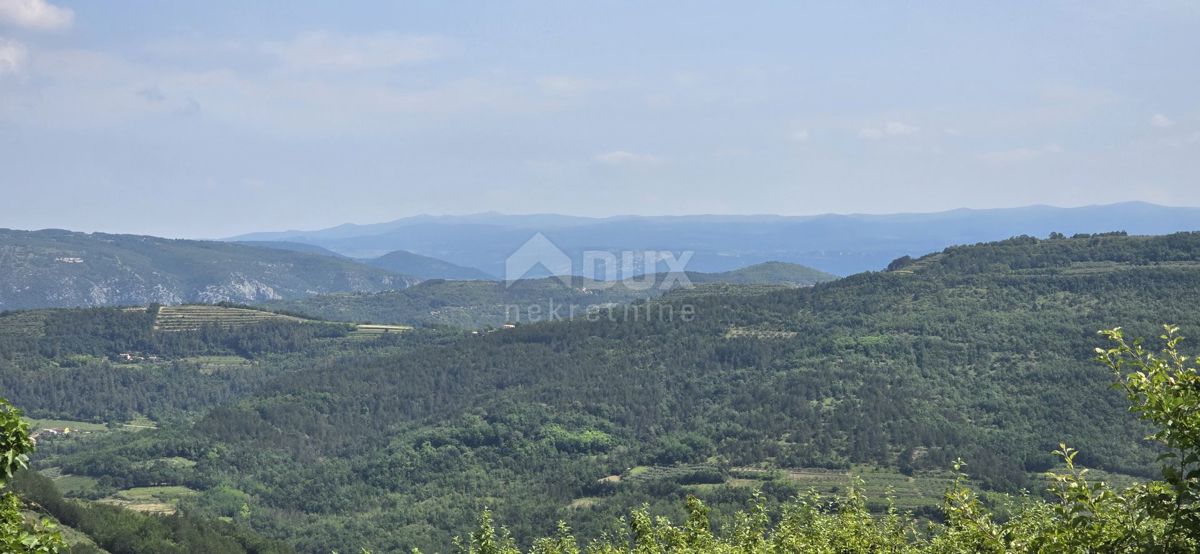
top-left (0, 305), bottom-right (361, 421)
top-left (5, 232), bottom-right (1200, 551)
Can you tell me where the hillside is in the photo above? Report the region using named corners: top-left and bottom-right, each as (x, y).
top-left (260, 276), bottom-right (665, 328)
top-left (261, 263), bottom-right (832, 328)
top-left (11, 232), bottom-right (1200, 551)
top-left (227, 202), bottom-right (1200, 275)
top-left (233, 240), bottom-right (348, 258)
top-left (362, 249), bottom-right (494, 280)
top-left (686, 261), bottom-right (837, 286)
top-left (0, 229), bottom-right (417, 310)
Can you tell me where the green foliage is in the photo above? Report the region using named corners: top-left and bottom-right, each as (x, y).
top-left (437, 327), bottom-right (1200, 552)
top-left (1100, 325), bottom-right (1200, 546)
top-left (0, 307), bottom-right (356, 421)
top-left (10, 470), bottom-right (291, 554)
top-left (0, 398), bottom-right (64, 553)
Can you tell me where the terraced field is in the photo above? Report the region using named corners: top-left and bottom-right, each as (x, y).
top-left (153, 304), bottom-right (308, 331)
top-left (622, 464), bottom-right (724, 484)
top-left (575, 464), bottom-right (958, 514)
top-left (0, 310), bottom-right (48, 338)
top-left (349, 323), bottom-right (413, 338)
top-left (730, 466), bottom-right (957, 510)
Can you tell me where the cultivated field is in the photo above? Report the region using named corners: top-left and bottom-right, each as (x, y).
top-left (349, 323), bottom-right (414, 338)
top-left (0, 310), bottom-right (48, 338)
top-left (153, 304), bottom-right (308, 331)
top-left (99, 485), bottom-right (199, 515)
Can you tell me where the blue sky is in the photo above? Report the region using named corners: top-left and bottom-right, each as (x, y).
top-left (1, 1), bottom-right (1198, 237)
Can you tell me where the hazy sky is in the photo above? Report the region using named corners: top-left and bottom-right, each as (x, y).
top-left (1, 1), bottom-right (1198, 237)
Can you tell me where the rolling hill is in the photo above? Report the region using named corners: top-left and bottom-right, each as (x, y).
top-left (232, 240), bottom-right (349, 258)
top-left (362, 249), bottom-right (495, 280)
top-left (261, 262), bottom-right (836, 328)
top-left (686, 261), bottom-right (837, 285)
top-left (0, 229), bottom-right (418, 310)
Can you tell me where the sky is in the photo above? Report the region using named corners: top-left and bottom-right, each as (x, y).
top-left (1, 1), bottom-right (1198, 238)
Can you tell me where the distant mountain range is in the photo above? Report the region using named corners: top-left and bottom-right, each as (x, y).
top-left (0, 228), bottom-right (834, 311)
top-left (0, 229), bottom-right (417, 310)
top-left (7, 202), bottom-right (1200, 310)
top-left (227, 202), bottom-right (1200, 276)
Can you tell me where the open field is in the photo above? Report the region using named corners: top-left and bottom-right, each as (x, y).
top-left (153, 304), bottom-right (309, 331)
top-left (53, 474), bottom-right (101, 496)
top-left (350, 323), bottom-right (413, 337)
top-left (99, 486), bottom-right (199, 515)
top-left (40, 467), bottom-right (102, 496)
top-left (179, 354), bottom-right (251, 365)
top-left (137, 457), bottom-right (197, 469)
top-left (123, 415), bottom-right (157, 430)
top-left (23, 417), bottom-right (108, 432)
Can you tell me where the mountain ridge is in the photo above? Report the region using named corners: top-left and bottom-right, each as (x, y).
top-left (0, 228), bottom-right (417, 310)
top-left (222, 202), bottom-right (1200, 275)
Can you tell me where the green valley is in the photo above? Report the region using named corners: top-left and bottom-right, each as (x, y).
top-left (4, 233), bottom-right (1200, 551)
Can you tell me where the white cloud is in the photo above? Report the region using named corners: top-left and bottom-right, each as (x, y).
top-left (790, 129), bottom-right (810, 142)
top-left (1150, 113), bottom-right (1174, 128)
top-left (0, 37), bottom-right (26, 75)
top-left (978, 144), bottom-right (1063, 164)
top-left (885, 121), bottom-right (919, 135)
top-left (262, 31), bottom-right (449, 71)
top-left (594, 150), bottom-right (662, 165)
top-left (0, 0), bottom-right (73, 30)
top-left (859, 121), bottom-right (919, 139)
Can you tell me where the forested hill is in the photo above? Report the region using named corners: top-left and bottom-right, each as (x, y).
top-left (232, 240), bottom-right (349, 258)
top-left (22, 231), bottom-right (1200, 552)
top-left (686, 261), bottom-right (837, 285)
top-left (362, 249), bottom-right (495, 280)
top-left (0, 229), bottom-right (418, 309)
top-left (260, 262), bottom-right (836, 328)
